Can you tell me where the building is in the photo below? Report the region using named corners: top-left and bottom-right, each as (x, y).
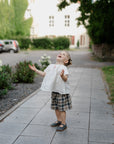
top-left (25, 0), bottom-right (89, 48)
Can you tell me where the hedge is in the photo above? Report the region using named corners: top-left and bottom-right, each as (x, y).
top-left (16, 37), bottom-right (70, 50)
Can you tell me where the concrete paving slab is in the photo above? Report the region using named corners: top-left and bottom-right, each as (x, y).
top-left (90, 113), bottom-right (114, 130)
top-left (52, 128), bottom-right (88, 144)
top-left (89, 129), bottom-right (114, 143)
top-left (72, 97), bottom-right (90, 104)
top-left (67, 111), bottom-right (89, 129)
top-left (0, 122), bottom-right (26, 136)
top-left (21, 124), bottom-right (55, 140)
top-left (13, 135), bottom-right (51, 144)
top-left (19, 98), bottom-right (48, 108)
top-left (3, 108), bottom-right (40, 124)
top-left (73, 88), bottom-right (91, 97)
top-left (91, 102), bottom-right (113, 114)
top-left (91, 89), bottom-right (108, 98)
top-left (89, 142), bottom-right (112, 144)
top-left (0, 134), bottom-right (17, 144)
top-left (30, 109), bottom-right (56, 125)
top-left (71, 103), bottom-right (90, 113)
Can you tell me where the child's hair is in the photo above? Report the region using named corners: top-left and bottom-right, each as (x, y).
top-left (64, 51), bottom-right (72, 66)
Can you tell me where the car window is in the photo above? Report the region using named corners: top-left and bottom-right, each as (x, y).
top-left (10, 41), bottom-right (12, 44)
top-left (4, 41), bottom-right (9, 45)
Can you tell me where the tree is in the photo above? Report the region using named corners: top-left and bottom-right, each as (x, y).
top-left (0, 0), bottom-right (14, 39)
top-left (0, 0), bottom-right (32, 39)
top-left (12, 0), bottom-right (33, 37)
top-left (58, 0), bottom-right (114, 44)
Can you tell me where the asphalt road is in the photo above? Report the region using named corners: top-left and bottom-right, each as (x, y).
top-left (0, 49), bottom-right (114, 68)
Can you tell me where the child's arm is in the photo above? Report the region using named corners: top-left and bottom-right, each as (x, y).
top-left (29, 64), bottom-right (46, 77)
top-left (60, 70), bottom-right (68, 82)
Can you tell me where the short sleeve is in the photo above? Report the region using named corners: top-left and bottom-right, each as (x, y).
top-left (44, 64), bottom-right (51, 73)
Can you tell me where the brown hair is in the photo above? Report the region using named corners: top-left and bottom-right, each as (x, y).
top-left (64, 51), bottom-right (72, 66)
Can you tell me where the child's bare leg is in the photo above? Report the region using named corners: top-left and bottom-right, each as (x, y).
top-left (60, 111), bottom-right (66, 125)
top-left (55, 110), bottom-right (61, 122)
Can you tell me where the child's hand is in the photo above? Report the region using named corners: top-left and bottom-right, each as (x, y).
top-left (60, 69), bottom-right (64, 78)
top-left (60, 69), bottom-right (68, 82)
top-left (29, 64), bottom-right (37, 72)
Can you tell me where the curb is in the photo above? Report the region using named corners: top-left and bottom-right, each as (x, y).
top-left (0, 88), bottom-right (41, 122)
top-left (101, 70), bottom-right (114, 111)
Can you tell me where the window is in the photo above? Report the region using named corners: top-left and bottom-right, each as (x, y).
top-left (4, 42), bottom-right (9, 45)
top-left (49, 16), bottom-right (54, 27)
top-left (65, 15), bottom-right (70, 27)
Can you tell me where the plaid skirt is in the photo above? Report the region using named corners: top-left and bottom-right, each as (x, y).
top-left (51, 92), bottom-right (72, 111)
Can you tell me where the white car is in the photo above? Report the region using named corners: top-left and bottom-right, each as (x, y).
top-left (2, 40), bottom-right (20, 53)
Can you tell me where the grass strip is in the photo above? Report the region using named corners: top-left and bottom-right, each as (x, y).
top-left (102, 66), bottom-right (114, 103)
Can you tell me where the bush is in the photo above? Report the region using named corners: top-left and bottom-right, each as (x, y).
top-left (39, 54), bottom-right (51, 71)
top-left (0, 71), bottom-right (12, 89)
top-left (32, 38), bottom-right (53, 49)
top-left (17, 38), bottom-right (31, 49)
top-left (77, 40), bottom-right (80, 48)
top-left (13, 61), bottom-right (35, 83)
top-left (1, 64), bottom-right (12, 76)
top-left (34, 63), bottom-right (41, 70)
top-left (53, 37), bottom-right (70, 50)
top-left (0, 65), bottom-right (13, 97)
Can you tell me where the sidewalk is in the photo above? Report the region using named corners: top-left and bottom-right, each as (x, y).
top-left (0, 67), bottom-right (114, 144)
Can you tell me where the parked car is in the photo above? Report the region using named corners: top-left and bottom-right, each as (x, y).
top-left (0, 40), bottom-right (4, 53)
top-left (2, 40), bottom-right (20, 53)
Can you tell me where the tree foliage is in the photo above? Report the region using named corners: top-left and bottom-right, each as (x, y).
top-left (0, 0), bottom-right (32, 39)
top-left (58, 0), bottom-right (114, 44)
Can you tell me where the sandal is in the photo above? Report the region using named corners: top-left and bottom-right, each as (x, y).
top-left (50, 121), bottom-right (61, 127)
top-left (56, 124), bottom-right (67, 131)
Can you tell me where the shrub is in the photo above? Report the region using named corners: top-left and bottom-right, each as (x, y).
top-left (77, 40), bottom-right (80, 48)
top-left (13, 61), bottom-right (35, 83)
top-left (53, 37), bottom-right (70, 50)
top-left (34, 63), bottom-right (41, 70)
top-left (39, 54), bottom-right (51, 71)
top-left (0, 65), bottom-right (13, 97)
top-left (1, 64), bottom-right (12, 76)
top-left (32, 38), bottom-right (53, 49)
top-left (0, 71), bottom-right (12, 89)
top-left (17, 38), bottom-right (31, 49)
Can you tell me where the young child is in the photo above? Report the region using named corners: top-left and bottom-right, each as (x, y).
top-left (29, 51), bottom-right (72, 131)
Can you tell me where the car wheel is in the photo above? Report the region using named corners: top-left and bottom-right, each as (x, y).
top-left (10, 49), bottom-right (14, 53)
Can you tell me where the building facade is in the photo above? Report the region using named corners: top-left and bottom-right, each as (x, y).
top-left (25, 0), bottom-right (89, 48)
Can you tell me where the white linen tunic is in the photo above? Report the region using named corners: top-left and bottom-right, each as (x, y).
top-left (40, 64), bottom-right (70, 94)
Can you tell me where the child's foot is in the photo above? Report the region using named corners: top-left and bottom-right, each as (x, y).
top-left (50, 121), bottom-right (61, 127)
top-left (56, 124), bottom-right (67, 131)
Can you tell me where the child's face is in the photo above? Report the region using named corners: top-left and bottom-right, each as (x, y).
top-left (56, 51), bottom-right (68, 64)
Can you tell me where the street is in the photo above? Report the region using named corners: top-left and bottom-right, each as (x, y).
top-left (0, 49), bottom-right (113, 68)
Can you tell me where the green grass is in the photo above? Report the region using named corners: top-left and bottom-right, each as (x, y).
top-left (102, 66), bottom-right (114, 103)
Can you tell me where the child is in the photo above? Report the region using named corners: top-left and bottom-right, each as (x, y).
top-left (29, 51), bottom-right (72, 131)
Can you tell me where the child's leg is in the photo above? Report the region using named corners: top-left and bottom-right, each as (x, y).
top-left (60, 111), bottom-right (66, 125)
top-left (55, 109), bottom-right (61, 122)
top-left (56, 111), bottom-right (67, 131)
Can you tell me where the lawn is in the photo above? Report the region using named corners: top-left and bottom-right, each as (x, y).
top-left (102, 66), bottom-right (114, 103)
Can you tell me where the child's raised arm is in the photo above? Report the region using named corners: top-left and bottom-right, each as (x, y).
top-left (60, 69), bottom-right (68, 82)
top-left (29, 64), bottom-right (46, 77)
